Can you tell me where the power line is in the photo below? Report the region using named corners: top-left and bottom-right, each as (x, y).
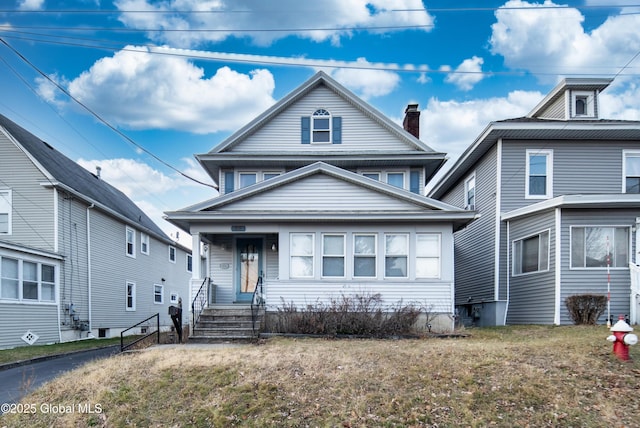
top-left (0, 37), bottom-right (217, 190)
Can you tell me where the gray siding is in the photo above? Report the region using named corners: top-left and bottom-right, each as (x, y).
top-left (442, 145), bottom-right (499, 305)
top-left (537, 94), bottom-right (565, 119)
top-left (220, 174), bottom-right (424, 212)
top-left (89, 209), bottom-right (191, 330)
top-left (0, 303), bottom-right (59, 349)
top-left (230, 85), bottom-right (414, 153)
top-left (559, 209), bottom-right (634, 324)
top-left (501, 140), bottom-right (640, 212)
top-left (506, 210), bottom-right (556, 324)
top-left (0, 132), bottom-right (55, 251)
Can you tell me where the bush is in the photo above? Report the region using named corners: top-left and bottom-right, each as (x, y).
top-left (565, 294), bottom-right (607, 325)
top-left (267, 293), bottom-right (422, 337)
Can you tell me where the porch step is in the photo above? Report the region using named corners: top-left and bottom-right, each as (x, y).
top-left (189, 304), bottom-right (263, 343)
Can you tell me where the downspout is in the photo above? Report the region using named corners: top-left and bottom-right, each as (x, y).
top-left (86, 203), bottom-right (95, 335)
top-left (504, 220), bottom-right (510, 325)
top-left (54, 188), bottom-right (61, 343)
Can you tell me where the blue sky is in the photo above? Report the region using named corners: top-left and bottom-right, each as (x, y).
top-left (1, 0), bottom-right (640, 247)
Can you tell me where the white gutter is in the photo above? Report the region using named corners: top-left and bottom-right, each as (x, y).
top-left (494, 139), bottom-right (503, 301)
top-left (86, 203), bottom-right (95, 333)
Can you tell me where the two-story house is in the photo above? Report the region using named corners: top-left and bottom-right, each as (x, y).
top-left (165, 71), bottom-right (476, 336)
top-left (429, 78), bottom-right (640, 326)
top-left (0, 114), bottom-right (192, 349)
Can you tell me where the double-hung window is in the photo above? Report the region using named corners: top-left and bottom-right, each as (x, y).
top-left (526, 150), bottom-right (552, 199)
top-left (1, 257), bottom-right (19, 299)
top-left (354, 234), bottom-right (377, 277)
top-left (0, 190), bottom-right (11, 234)
top-left (169, 246), bottom-right (176, 263)
top-left (623, 151), bottom-right (640, 193)
top-left (141, 233), bottom-right (149, 255)
top-left (387, 172), bottom-right (405, 189)
top-left (126, 281), bottom-right (136, 311)
top-left (416, 234), bottom-right (441, 278)
top-left (322, 234), bottom-right (345, 277)
top-left (513, 230), bottom-right (550, 275)
top-left (312, 109), bottom-right (331, 143)
top-left (464, 174), bottom-right (476, 210)
top-left (239, 172), bottom-right (257, 189)
top-left (290, 233), bottom-right (314, 278)
top-left (385, 234), bottom-right (408, 278)
top-left (154, 284), bottom-right (164, 304)
top-left (126, 227), bottom-right (135, 258)
top-left (571, 226), bottom-right (629, 268)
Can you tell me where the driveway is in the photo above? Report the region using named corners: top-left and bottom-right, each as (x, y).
top-left (0, 346), bottom-right (119, 411)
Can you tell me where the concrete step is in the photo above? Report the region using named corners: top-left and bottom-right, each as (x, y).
top-left (188, 335), bottom-right (257, 344)
top-left (196, 320), bottom-right (254, 329)
top-left (192, 327), bottom-right (255, 337)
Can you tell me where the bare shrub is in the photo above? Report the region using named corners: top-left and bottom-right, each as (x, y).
top-left (268, 293), bottom-right (422, 337)
top-left (565, 294), bottom-right (607, 325)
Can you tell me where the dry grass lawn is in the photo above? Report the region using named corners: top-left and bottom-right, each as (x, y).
top-left (2, 325), bottom-right (640, 427)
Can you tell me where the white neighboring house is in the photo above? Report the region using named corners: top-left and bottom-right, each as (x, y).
top-left (165, 71), bottom-right (476, 333)
top-left (0, 114), bottom-right (192, 349)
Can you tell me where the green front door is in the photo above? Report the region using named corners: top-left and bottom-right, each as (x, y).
top-left (236, 238), bottom-right (262, 302)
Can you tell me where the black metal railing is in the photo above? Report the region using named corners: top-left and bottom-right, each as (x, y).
top-left (120, 313), bottom-right (159, 352)
top-left (251, 274), bottom-right (265, 335)
top-left (192, 277), bottom-right (211, 327)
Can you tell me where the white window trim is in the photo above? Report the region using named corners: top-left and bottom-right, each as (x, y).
top-left (384, 233), bottom-right (409, 279)
top-left (126, 226), bottom-right (136, 258)
top-left (153, 283), bottom-right (164, 304)
top-left (262, 171), bottom-right (283, 180)
top-left (170, 292), bottom-right (179, 304)
top-left (464, 172), bottom-right (476, 210)
top-left (140, 233), bottom-right (149, 255)
top-left (311, 109), bottom-right (332, 144)
top-left (290, 233), bottom-right (315, 278)
top-left (321, 233), bottom-right (346, 278)
top-left (571, 90), bottom-right (595, 118)
top-left (525, 149), bottom-right (553, 199)
top-left (622, 150), bottom-right (640, 193)
top-left (512, 229), bottom-right (551, 277)
top-left (416, 233), bottom-right (442, 279)
top-left (238, 171), bottom-right (258, 189)
top-left (168, 246), bottom-right (176, 263)
top-left (126, 281), bottom-right (136, 311)
top-left (0, 256), bottom-right (57, 304)
top-left (569, 225), bottom-right (630, 270)
top-left (0, 189), bottom-right (12, 235)
top-left (353, 233), bottom-right (377, 278)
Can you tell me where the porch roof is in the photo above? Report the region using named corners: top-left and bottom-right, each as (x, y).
top-left (501, 194), bottom-right (640, 221)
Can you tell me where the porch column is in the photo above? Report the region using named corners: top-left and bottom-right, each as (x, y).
top-left (191, 232), bottom-right (201, 280)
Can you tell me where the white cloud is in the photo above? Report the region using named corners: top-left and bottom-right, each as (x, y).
top-left (114, 0), bottom-right (434, 47)
top-left (327, 58), bottom-right (401, 99)
top-left (422, 90), bottom-right (543, 188)
top-left (490, 0), bottom-right (640, 77)
top-left (53, 46), bottom-right (276, 133)
top-left (444, 56), bottom-right (485, 91)
top-left (17, 0), bottom-right (44, 10)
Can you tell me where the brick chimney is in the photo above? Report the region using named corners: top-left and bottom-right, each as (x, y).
top-left (403, 104), bottom-right (420, 139)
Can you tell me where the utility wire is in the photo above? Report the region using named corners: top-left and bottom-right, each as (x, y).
top-left (0, 37), bottom-right (217, 190)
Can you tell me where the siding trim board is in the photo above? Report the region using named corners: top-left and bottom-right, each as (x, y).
top-left (554, 208), bottom-right (562, 325)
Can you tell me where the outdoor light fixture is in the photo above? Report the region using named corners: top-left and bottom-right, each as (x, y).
top-left (271, 243), bottom-right (277, 252)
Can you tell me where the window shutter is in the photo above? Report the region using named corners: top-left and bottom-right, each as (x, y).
top-left (332, 116), bottom-right (342, 144)
top-left (224, 171), bottom-right (234, 194)
top-left (301, 116), bottom-right (310, 144)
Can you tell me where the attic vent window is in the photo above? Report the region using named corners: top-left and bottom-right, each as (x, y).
top-left (301, 110), bottom-right (342, 144)
top-left (571, 91), bottom-right (595, 118)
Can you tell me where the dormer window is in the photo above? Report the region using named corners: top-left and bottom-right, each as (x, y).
top-left (312, 109), bottom-right (331, 143)
top-left (571, 91), bottom-right (595, 118)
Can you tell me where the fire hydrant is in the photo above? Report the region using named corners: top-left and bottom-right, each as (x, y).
top-left (606, 315), bottom-right (638, 361)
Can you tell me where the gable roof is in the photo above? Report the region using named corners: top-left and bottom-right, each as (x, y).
top-left (165, 161), bottom-right (476, 231)
top-left (0, 114), bottom-right (172, 243)
top-left (195, 71), bottom-right (447, 183)
top-left (527, 77), bottom-right (613, 119)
